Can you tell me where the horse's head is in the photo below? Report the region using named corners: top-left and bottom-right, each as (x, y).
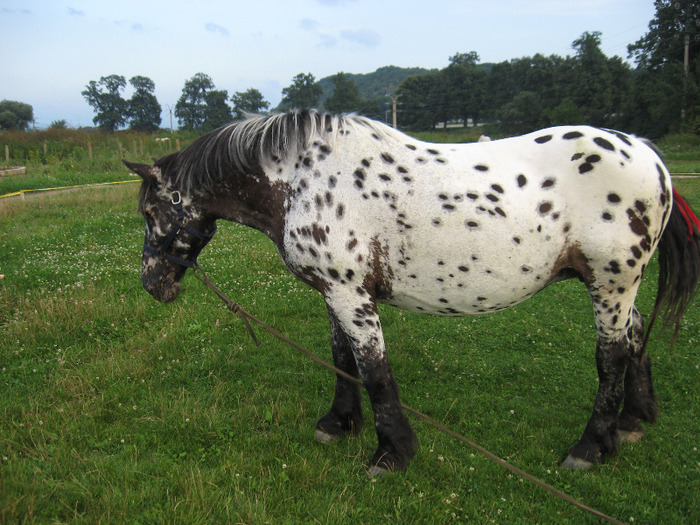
top-left (124, 159), bottom-right (217, 303)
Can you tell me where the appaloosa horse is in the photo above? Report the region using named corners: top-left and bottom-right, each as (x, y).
top-left (125, 110), bottom-right (700, 475)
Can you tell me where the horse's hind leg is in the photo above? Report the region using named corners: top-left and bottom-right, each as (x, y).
top-left (315, 312), bottom-right (364, 443)
top-left (563, 288), bottom-right (640, 469)
top-left (617, 308), bottom-right (657, 443)
top-left (563, 333), bottom-right (629, 468)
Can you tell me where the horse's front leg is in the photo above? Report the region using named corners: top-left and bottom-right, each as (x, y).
top-left (323, 289), bottom-right (418, 475)
top-left (315, 311), bottom-right (364, 443)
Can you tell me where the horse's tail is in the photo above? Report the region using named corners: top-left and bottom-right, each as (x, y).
top-left (645, 189), bottom-right (700, 349)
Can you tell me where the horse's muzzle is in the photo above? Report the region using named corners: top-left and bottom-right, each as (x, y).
top-left (141, 257), bottom-right (185, 303)
top-left (142, 272), bottom-right (181, 302)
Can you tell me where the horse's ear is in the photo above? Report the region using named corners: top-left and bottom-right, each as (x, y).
top-left (123, 160), bottom-right (163, 185)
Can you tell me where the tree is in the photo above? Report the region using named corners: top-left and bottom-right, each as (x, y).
top-left (628, 0), bottom-right (700, 71)
top-left (499, 91), bottom-right (544, 134)
top-left (449, 51), bottom-right (480, 67)
top-left (484, 61), bottom-right (519, 121)
top-left (358, 97), bottom-right (386, 121)
top-left (202, 89), bottom-right (233, 131)
top-left (325, 72), bottom-right (362, 113)
top-left (628, 0), bottom-right (700, 133)
top-left (444, 52), bottom-right (488, 126)
top-left (82, 75), bottom-right (128, 132)
top-left (0, 100), bottom-right (33, 131)
top-left (175, 73), bottom-right (215, 131)
top-left (128, 75), bottom-right (162, 132)
top-left (546, 97), bottom-right (584, 126)
top-left (49, 119), bottom-right (69, 130)
top-left (626, 66), bottom-right (684, 137)
top-left (430, 68), bottom-right (453, 127)
top-left (280, 73), bottom-right (323, 109)
top-left (571, 31), bottom-right (621, 126)
top-left (397, 73), bottom-right (438, 129)
top-left (231, 88), bottom-right (269, 120)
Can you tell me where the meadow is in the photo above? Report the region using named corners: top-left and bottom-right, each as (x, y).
top-left (0, 129), bottom-right (698, 524)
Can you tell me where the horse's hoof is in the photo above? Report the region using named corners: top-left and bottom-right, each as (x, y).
top-left (561, 454), bottom-right (594, 470)
top-left (617, 428), bottom-right (644, 443)
top-left (367, 465), bottom-right (390, 477)
top-left (315, 429), bottom-right (340, 444)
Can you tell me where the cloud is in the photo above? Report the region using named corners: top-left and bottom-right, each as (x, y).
top-left (299, 18), bottom-right (319, 32)
top-left (299, 17), bottom-right (376, 49)
top-left (2, 8), bottom-right (32, 14)
top-left (340, 28), bottom-right (380, 48)
top-left (67, 7), bottom-right (85, 16)
top-left (205, 23), bottom-right (229, 37)
top-left (131, 23), bottom-right (143, 32)
top-left (315, 0), bottom-right (357, 6)
top-left (316, 34), bottom-right (337, 49)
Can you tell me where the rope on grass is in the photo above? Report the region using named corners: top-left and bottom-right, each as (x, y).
top-left (0, 179), bottom-right (140, 200)
top-left (1, 173), bottom-right (695, 201)
top-left (191, 264), bottom-right (627, 525)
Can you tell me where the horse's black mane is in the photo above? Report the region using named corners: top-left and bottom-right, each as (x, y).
top-left (157, 109), bottom-right (395, 195)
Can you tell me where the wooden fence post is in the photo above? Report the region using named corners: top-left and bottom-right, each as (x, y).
top-left (4, 145), bottom-right (8, 163)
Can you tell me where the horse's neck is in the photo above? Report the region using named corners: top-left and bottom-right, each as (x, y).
top-left (206, 172), bottom-right (287, 245)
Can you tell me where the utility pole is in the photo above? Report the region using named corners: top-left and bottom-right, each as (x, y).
top-left (388, 94), bottom-right (400, 129)
top-left (166, 104), bottom-right (174, 134)
top-left (682, 33), bottom-right (689, 121)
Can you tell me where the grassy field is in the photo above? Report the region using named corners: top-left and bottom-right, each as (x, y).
top-left (0, 133), bottom-right (698, 523)
top-left (1, 126), bottom-right (699, 197)
top-left (0, 129), bottom-right (195, 197)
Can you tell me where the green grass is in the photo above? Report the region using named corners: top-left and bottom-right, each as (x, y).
top-left (2, 127), bottom-right (699, 199)
top-left (0, 151), bottom-right (699, 523)
top-left (0, 129), bottom-right (196, 197)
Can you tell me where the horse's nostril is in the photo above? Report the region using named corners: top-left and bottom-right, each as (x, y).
top-left (141, 272), bottom-right (181, 303)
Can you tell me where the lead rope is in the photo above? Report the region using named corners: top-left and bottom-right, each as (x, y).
top-left (191, 263), bottom-right (625, 525)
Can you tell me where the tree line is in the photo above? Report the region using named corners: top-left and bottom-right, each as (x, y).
top-left (397, 21), bottom-right (698, 139)
top-left (1, 1), bottom-right (696, 138)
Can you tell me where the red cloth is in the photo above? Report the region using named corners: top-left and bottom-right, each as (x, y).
top-left (673, 188), bottom-right (700, 241)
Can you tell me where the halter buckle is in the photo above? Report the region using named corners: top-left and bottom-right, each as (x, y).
top-left (171, 191), bottom-right (182, 205)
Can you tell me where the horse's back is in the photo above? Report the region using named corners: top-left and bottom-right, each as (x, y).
top-left (281, 124), bottom-right (671, 316)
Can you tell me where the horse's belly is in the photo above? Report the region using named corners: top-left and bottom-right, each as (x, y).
top-left (384, 267), bottom-right (550, 316)
top-left (374, 208), bottom-right (565, 315)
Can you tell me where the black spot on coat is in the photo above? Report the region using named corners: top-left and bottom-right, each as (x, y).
top-left (381, 152), bottom-right (395, 164)
top-left (594, 137), bottom-right (615, 151)
top-left (579, 163), bottom-right (594, 174)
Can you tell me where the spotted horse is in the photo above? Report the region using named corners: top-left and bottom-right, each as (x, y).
top-left (125, 110), bottom-right (700, 475)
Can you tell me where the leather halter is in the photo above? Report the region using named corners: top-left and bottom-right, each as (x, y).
top-left (143, 191), bottom-right (217, 268)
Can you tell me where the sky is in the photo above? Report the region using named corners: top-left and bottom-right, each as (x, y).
top-left (1, 0), bottom-right (657, 129)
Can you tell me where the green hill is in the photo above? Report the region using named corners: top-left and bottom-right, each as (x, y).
top-left (318, 65), bottom-right (436, 105)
